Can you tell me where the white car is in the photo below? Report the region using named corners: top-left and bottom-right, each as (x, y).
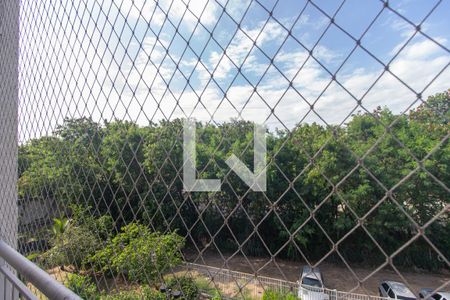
top-left (379, 281), bottom-right (415, 300)
top-left (298, 266), bottom-right (329, 300)
top-left (419, 288), bottom-right (450, 300)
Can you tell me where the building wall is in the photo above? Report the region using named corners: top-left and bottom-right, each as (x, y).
top-left (0, 0), bottom-right (19, 249)
top-left (19, 198), bottom-right (58, 228)
top-left (0, 0), bottom-right (19, 296)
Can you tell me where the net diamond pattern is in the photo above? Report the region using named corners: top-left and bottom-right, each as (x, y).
top-left (8, 0), bottom-right (450, 299)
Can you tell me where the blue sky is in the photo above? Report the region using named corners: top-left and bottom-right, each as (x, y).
top-left (18, 0), bottom-right (450, 140)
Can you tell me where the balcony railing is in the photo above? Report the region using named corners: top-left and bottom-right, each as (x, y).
top-left (0, 240), bottom-right (81, 300)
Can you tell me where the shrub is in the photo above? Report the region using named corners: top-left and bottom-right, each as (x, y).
top-left (65, 273), bottom-right (98, 300)
top-left (90, 223), bottom-right (184, 283)
top-left (43, 206), bottom-right (114, 270)
top-left (142, 286), bottom-right (166, 300)
top-left (166, 276), bottom-right (199, 300)
top-left (262, 289), bottom-right (297, 300)
top-left (70, 205), bottom-right (114, 240)
top-left (99, 287), bottom-right (165, 300)
top-left (211, 290), bottom-right (223, 300)
top-left (43, 225), bottom-right (99, 268)
top-left (26, 252), bottom-right (41, 262)
top-left (100, 291), bottom-right (140, 300)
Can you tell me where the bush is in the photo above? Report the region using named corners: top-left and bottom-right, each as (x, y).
top-left (90, 223), bottom-right (184, 283)
top-left (26, 252), bottom-right (41, 262)
top-left (43, 206), bottom-right (114, 270)
top-left (70, 205), bottom-right (114, 240)
top-left (99, 286), bottom-right (165, 300)
top-left (262, 289), bottom-right (297, 300)
top-left (65, 273), bottom-right (98, 300)
top-left (166, 276), bottom-right (199, 300)
top-left (100, 291), bottom-right (140, 300)
top-left (43, 225), bottom-right (99, 268)
top-left (142, 286), bottom-right (166, 300)
top-left (211, 290), bottom-right (223, 300)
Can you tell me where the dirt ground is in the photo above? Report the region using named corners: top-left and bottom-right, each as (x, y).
top-left (42, 255), bottom-right (448, 298)
top-left (185, 251), bottom-right (449, 296)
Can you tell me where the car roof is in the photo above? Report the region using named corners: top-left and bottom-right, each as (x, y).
top-left (421, 289), bottom-right (450, 298)
top-left (437, 292), bottom-right (450, 298)
top-left (383, 281), bottom-right (415, 297)
top-left (302, 266), bottom-right (322, 280)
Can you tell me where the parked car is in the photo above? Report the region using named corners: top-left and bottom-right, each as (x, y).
top-left (419, 288), bottom-right (450, 300)
top-left (298, 266), bottom-right (328, 300)
top-left (379, 281), bottom-right (416, 300)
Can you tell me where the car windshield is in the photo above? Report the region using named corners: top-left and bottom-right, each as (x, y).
top-left (397, 296), bottom-right (415, 300)
top-left (302, 277), bottom-right (322, 287)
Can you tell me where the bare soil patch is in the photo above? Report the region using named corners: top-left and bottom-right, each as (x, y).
top-left (185, 251), bottom-right (449, 296)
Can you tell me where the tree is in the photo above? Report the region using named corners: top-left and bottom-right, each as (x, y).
top-left (18, 91), bottom-right (450, 271)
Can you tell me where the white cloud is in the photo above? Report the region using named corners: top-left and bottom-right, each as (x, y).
top-left (207, 20), bottom-right (287, 81)
top-left (18, 0), bottom-right (450, 141)
top-left (180, 34), bottom-right (449, 128)
top-left (119, 0), bottom-right (219, 34)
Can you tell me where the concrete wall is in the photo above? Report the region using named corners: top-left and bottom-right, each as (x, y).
top-left (19, 198), bottom-right (58, 228)
top-left (0, 0), bottom-right (19, 249)
top-left (0, 0), bottom-right (19, 296)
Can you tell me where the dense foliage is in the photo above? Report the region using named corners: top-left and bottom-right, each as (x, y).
top-left (166, 276), bottom-right (200, 300)
top-left (261, 290), bottom-right (297, 300)
top-left (43, 207), bottom-right (184, 289)
top-left (41, 205), bottom-right (113, 269)
top-left (19, 91), bottom-right (449, 271)
top-left (90, 223), bottom-right (184, 283)
top-left (65, 274), bottom-right (169, 300)
top-left (99, 286), bottom-right (166, 300)
top-left (65, 273), bottom-right (98, 300)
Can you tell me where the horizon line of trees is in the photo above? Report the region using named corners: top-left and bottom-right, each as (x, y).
top-left (18, 90), bottom-right (449, 271)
